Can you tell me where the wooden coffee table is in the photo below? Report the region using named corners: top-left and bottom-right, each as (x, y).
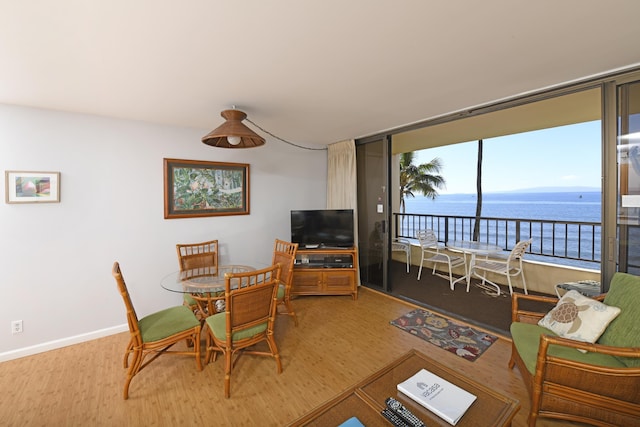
top-left (288, 349), bottom-right (519, 427)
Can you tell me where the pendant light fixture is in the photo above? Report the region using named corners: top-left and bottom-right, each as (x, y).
top-left (202, 109), bottom-right (265, 148)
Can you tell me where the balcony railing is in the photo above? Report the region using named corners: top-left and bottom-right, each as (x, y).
top-left (393, 212), bottom-right (601, 268)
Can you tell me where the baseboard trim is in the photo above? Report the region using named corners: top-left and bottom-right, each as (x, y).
top-left (0, 324), bottom-right (128, 362)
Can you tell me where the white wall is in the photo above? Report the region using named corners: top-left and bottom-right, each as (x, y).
top-left (0, 104), bottom-right (327, 360)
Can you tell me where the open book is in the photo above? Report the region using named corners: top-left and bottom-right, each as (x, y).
top-left (397, 369), bottom-right (477, 426)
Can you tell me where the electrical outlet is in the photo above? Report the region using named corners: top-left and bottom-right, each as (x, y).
top-left (11, 320), bottom-right (23, 334)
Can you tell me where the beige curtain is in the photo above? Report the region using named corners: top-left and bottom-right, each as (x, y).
top-left (327, 140), bottom-right (360, 284)
top-left (327, 140), bottom-right (357, 210)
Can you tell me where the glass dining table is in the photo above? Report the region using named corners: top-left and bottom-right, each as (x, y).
top-left (161, 265), bottom-right (255, 317)
top-left (446, 240), bottom-right (503, 293)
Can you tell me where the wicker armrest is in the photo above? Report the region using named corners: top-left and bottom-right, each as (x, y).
top-left (540, 334), bottom-right (640, 359)
top-left (511, 293), bottom-right (559, 324)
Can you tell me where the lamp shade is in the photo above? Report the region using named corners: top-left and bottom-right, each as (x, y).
top-left (202, 109), bottom-right (265, 148)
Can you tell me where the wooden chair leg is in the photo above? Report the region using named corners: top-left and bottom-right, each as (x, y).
top-left (224, 351), bottom-right (232, 398)
top-left (267, 334), bottom-right (282, 374)
top-left (204, 329), bottom-right (216, 365)
top-left (192, 332), bottom-right (202, 371)
top-left (282, 299), bottom-right (299, 326)
top-left (123, 338), bottom-right (134, 368)
top-left (123, 348), bottom-right (143, 400)
top-left (508, 343), bottom-right (516, 369)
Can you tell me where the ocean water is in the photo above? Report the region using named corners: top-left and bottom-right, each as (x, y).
top-left (403, 191), bottom-right (601, 222)
top-left (401, 191), bottom-right (602, 268)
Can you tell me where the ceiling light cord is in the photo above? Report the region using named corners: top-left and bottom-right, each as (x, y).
top-left (246, 118), bottom-right (327, 151)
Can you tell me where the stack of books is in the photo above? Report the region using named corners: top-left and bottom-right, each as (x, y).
top-left (397, 369), bottom-right (477, 426)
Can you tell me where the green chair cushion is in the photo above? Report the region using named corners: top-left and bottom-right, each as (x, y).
top-left (184, 292), bottom-right (224, 306)
top-left (184, 293), bottom-right (197, 306)
top-left (138, 305), bottom-right (200, 343)
top-left (510, 322), bottom-right (625, 375)
top-left (599, 272), bottom-right (640, 367)
top-left (206, 312), bottom-right (267, 342)
top-left (277, 284), bottom-right (285, 300)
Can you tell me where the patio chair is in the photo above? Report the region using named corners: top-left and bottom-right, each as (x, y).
top-left (392, 238), bottom-right (412, 272)
top-left (416, 229), bottom-right (467, 290)
top-left (472, 239), bottom-right (531, 295)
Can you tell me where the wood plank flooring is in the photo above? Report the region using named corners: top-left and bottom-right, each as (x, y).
top-left (0, 288), bottom-right (583, 426)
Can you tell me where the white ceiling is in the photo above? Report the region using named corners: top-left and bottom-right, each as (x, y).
top-left (2, 1), bottom-right (640, 148)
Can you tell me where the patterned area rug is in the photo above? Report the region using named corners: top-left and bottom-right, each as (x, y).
top-left (390, 308), bottom-right (498, 361)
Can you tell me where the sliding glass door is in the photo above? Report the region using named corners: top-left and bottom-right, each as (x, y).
top-left (617, 79), bottom-right (640, 275)
top-left (356, 137), bottom-right (391, 291)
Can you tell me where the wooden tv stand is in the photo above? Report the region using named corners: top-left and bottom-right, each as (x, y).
top-left (291, 247), bottom-right (358, 300)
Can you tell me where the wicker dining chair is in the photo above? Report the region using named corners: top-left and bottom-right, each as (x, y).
top-left (112, 262), bottom-right (202, 399)
top-left (271, 239), bottom-right (299, 326)
top-left (204, 263), bottom-right (282, 398)
top-left (176, 239), bottom-right (219, 318)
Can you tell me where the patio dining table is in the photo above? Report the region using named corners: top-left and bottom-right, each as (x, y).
top-left (446, 240), bottom-right (503, 291)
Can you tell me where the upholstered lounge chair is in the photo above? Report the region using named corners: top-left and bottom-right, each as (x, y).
top-left (509, 272), bottom-right (640, 426)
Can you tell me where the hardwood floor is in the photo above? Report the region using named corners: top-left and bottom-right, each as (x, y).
top-left (0, 288), bottom-right (582, 426)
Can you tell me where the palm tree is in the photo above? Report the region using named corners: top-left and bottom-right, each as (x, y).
top-left (399, 152), bottom-right (446, 213)
top-left (473, 140), bottom-right (483, 241)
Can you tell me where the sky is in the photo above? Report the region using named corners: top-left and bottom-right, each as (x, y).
top-left (413, 120), bottom-right (602, 194)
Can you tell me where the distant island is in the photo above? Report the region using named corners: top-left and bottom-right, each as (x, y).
top-left (507, 186), bottom-right (601, 193)
top-left (448, 186), bottom-right (601, 195)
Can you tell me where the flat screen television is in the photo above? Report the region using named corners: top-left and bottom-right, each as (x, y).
top-left (290, 209), bottom-right (354, 249)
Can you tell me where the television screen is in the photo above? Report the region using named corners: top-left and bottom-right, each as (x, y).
top-left (290, 209), bottom-right (354, 248)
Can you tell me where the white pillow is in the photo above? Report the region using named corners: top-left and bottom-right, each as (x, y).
top-left (538, 290), bottom-right (621, 344)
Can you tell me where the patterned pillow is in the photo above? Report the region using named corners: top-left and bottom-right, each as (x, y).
top-left (538, 290), bottom-right (621, 344)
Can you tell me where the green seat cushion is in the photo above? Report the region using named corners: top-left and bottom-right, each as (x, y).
top-left (277, 284), bottom-right (285, 300)
top-left (184, 293), bottom-right (197, 306)
top-left (138, 305), bottom-right (200, 343)
top-left (184, 292), bottom-right (224, 306)
top-left (599, 272), bottom-right (640, 367)
top-left (510, 322), bottom-right (625, 375)
top-left (205, 312), bottom-right (267, 342)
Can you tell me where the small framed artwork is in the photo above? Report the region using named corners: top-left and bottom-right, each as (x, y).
top-left (164, 158), bottom-right (250, 219)
top-left (5, 171), bottom-right (60, 204)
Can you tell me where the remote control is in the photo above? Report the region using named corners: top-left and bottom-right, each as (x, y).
top-left (381, 408), bottom-right (411, 427)
top-left (385, 397), bottom-right (426, 427)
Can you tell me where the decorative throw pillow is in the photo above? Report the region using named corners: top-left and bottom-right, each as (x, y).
top-left (538, 290), bottom-right (621, 344)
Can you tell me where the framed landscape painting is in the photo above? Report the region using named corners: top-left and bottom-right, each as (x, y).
top-left (163, 158), bottom-right (250, 219)
top-left (5, 171), bottom-right (60, 204)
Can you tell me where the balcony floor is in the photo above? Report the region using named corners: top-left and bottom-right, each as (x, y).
top-left (372, 261), bottom-right (554, 336)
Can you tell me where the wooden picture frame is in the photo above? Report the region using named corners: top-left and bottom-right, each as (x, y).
top-left (163, 158), bottom-right (250, 219)
top-left (5, 171), bottom-right (60, 204)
